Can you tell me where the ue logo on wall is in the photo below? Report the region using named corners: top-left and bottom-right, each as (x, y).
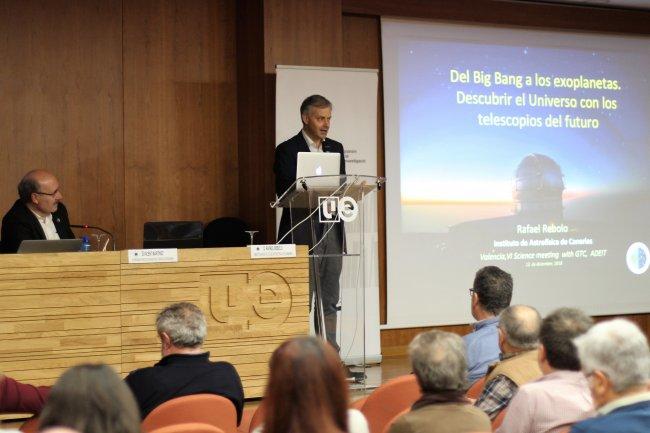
top-left (318, 196), bottom-right (359, 223)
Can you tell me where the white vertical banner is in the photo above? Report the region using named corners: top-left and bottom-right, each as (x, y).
top-left (275, 65), bottom-right (381, 364)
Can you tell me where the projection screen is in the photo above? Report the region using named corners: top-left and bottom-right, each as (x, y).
top-left (382, 18), bottom-right (650, 328)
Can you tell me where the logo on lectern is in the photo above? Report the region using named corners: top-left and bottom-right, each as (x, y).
top-left (318, 196), bottom-right (359, 223)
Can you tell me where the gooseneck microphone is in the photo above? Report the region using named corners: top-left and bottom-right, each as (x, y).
top-left (70, 224), bottom-right (116, 250)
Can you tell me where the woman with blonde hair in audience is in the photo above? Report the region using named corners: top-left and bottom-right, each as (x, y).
top-left (253, 336), bottom-right (368, 433)
top-left (38, 364), bottom-right (140, 433)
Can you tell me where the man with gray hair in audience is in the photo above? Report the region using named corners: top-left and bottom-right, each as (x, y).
top-left (475, 305), bottom-right (543, 420)
top-left (497, 308), bottom-right (594, 433)
top-left (125, 302), bottom-right (244, 422)
top-left (570, 318), bottom-right (650, 433)
top-left (389, 330), bottom-right (491, 433)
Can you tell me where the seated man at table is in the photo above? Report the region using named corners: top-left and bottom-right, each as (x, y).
top-left (1, 169), bottom-right (75, 253)
top-left (125, 302), bottom-right (244, 422)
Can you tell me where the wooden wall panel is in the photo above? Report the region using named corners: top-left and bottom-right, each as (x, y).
top-left (342, 0), bottom-right (650, 34)
top-left (263, 0), bottom-right (343, 73)
top-left (236, 0), bottom-right (275, 244)
top-left (237, 0), bottom-right (344, 243)
top-left (0, 0), bottom-right (124, 246)
top-left (123, 0), bottom-right (239, 248)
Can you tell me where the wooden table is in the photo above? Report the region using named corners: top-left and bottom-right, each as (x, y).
top-left (0, 246), bottom-right (309, 398)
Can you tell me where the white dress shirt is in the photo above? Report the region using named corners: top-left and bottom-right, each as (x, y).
top-left (29, 209), bottom-right (61, 240)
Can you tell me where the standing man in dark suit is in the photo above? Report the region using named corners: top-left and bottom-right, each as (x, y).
top-left (1, 169), bottom-right (75, 253)
top-left (274, 95), bottom-right (346, 350)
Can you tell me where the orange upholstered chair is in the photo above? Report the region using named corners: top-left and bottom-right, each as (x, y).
top-left (141, 394), bottom-right (237, 433)
top-left (237, 407), bottom-right (256, 433)
top-left (491, 409), bottom-right (507, 431)
top-left (350, 395), bottom-right (369, 411)
top-left (380, 408), bottom-right (410, 433)
top-left (466, 377), bottom-right (486, 400)
top-left (248, 403), bottom-right (266, 433)
top-left (149, 424), bottom-right (225, 433)
top-left (360, 374), bottom-right (422, 433)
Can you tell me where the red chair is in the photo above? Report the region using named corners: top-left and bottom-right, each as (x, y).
top-left (141, 394), bottom-right (237, 433)
top-left (360, 374), bottom-right (422, 433)
top-left (492, 409), bottom-right (507, 431)
top-left (466, 377), bottom-right (486, 400)
top-left (149, 424), bottom-right (225, 433)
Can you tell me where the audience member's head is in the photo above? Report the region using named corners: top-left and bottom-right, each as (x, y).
top-left (409, 330), bottom-right (467, 393)
top-left (18, 169), bottom-right (63, 215)
top-left (498, 305), bottom-right (542, 353)
top-left (471, 266), bottom-right (513, 319)
top-left (574, 318), bottom-right (650, 408)
top-left (39, 364), bottom-right (140, 433)
top-left (263, 336), bottom-right (348, 433)
top-left (156, 302), bottom-right (207, 356)
top-left (539, 307), bottom-right (593, 373)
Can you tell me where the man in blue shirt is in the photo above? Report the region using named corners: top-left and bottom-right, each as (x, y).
top-left (463, 266), bottom-right (513, 384)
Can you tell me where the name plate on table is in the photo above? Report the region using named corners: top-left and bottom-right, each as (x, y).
top-left (250, 244), bottom-right (296, 259)
top-left (128, 248), bottom-right (179, 263)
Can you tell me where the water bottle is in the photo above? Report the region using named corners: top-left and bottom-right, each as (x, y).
top-left (80, 235), bottom-right (92, 252)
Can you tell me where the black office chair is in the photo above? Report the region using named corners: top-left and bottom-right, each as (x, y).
top-left (143, 221), bottom-right (203, 249)
top-left (203, 217), bottom-right (250, 247)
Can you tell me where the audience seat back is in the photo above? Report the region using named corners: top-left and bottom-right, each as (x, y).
top-left (466, 377), bottom-right (486, 400)
top-left (360, 374), bottom-right (421, 433)
top-left (141, 394), bottom-right (237, 433)
top-left (149, 423), bottom-right (225, 433)
top-left (491, 409), bottom-right (507, 431)
top-left (380, 408), bottom-right (409, 433)
top-left (248, 403), bottom-right (266, 433)
top-left (350, 396), bottom-right (368, 411)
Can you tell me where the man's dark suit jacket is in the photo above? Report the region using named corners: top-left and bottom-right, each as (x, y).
top-left (125, 352), bottom-right (245, 422)
top-left (273, 131), bottom-right (346, 245)
top-left (1, 199), bottom-right (75, 253)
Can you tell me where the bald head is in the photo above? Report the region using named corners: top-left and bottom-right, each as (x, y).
top-left (18, 169), bottom-right (63, 215)
top-left (499, 305), bottom-right (542, 351)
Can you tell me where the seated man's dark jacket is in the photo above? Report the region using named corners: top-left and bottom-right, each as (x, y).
top-left (1, 199), bottom-right (75, 253)
top-left (125, 352), bottom-right (244, 422)
top-left (274, 131), bottom-right (346, 245)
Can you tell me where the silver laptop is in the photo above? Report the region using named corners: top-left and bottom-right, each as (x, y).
top-left (296, 152), bottom-right (341, 190)
top-left (17, 239), bottom-right (83, 254)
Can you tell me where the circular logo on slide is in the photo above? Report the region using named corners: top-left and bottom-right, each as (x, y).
top-left (626, 242), bottom-right (649, 275)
